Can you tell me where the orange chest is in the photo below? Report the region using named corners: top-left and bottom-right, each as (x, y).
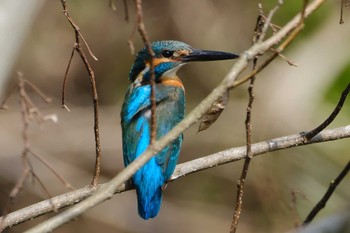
top-left (160, 77), bottom-right (184, 89)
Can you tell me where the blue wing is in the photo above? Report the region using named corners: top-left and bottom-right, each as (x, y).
top-left (121, 84), bottom-right (185, 219)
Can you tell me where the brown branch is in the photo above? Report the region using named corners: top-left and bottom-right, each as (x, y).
top-left (59, 0), bottom-right (102, 187)
top-left (231, 1), bottom-right (309, 231)
top-left (302, 160), bottom-right (350, 225)
top-left (135, 0), bottom-right (157, 144)
top-left (230, 0), bottom-right (308, 90)
top-left (340, 0), bottom-right (345, 24)
top-left (28, 150), bottom-right (74, 190)
top-left (123, 0), bottom-right (129, 22)
top-left (1, 77), bottom-right (45, 230)
top-left (29, 170), bottom-right (56, 210)
top-left (0, 77), bottom-right (72, 231)
top-left (230, 9), bottom-right (263, 232)
top-left (0, 158), bottom-right (31, 230)
top-left (22, 79), bottom-right (52, 104)
top-left (290, 190), bottom-right (301, 227)
top-left (61, 47), bottom-right (75, 112)
top-left (0, 82), bottom-right (19, 110)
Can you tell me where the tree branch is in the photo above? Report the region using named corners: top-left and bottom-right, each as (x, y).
top-left (230, 8), bottom-right (263, 232)
top-left (304, 81), bottom-right (350, 140)
top-left (134, 0), bottom-right (157, 143)
top-left (2, 123), bottom-right (349, 230)
top-left (58, 0), bottom-right (102, 187)
top-left (302, 160), bottom-right (350, 225)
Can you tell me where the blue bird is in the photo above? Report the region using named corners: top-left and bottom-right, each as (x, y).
top-left (121, 40), bottom-right (238, 219)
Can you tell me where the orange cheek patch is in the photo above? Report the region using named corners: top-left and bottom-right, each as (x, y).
top-left (146, 58), bottom-right (173, 67)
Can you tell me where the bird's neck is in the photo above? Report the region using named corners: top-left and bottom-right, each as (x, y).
top-left (160, 76), bottom-right (184, 88)
top-left (159, 64), bottom-right (185, 89)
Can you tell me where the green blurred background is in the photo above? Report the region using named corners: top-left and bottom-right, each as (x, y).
top-left (0, 0), bottom-right (349, 232)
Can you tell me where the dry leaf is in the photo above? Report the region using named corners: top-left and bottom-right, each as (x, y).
top-left (198, 90), bottom-right (229, 132)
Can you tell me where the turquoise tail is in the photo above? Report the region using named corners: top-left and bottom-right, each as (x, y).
top-left (133, 157), bottom-right (164, 220)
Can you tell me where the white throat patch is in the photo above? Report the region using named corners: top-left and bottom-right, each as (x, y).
top-left (161, 64), bottom-right (185, 78)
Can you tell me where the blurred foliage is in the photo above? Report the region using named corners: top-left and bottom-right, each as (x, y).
top-left (325, 61), bottom-right (350, 115)
top-left (264, 0), bottom-right (330, 36)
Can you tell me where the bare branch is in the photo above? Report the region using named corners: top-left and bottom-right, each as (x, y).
top-left (230, 8), bottom-right (263, 232)
top-left (0, 76), bottom-right (74, 231)
top-left (0, 82), bottom-right (18, 110)
top-left (340, 0), bottom-right (346, 24)
top-left (59, 0), bottom-right (102, 186)
top-left (22, 79), bottom-right (52, 104)
top-left (28, 150), bottom-right (74, 190)
top-left (2, 124), bottom-right (349, 230)
top-left (123, 0), bottom-right (129, 22)
top-left (134, 0), bottom-right (157, 143)
top-left (61, 47), bottom-right (75, 112)
top-left (303, 82), bottom-right (350, 140)
top-left (302, 160), bottom-right (350, 225)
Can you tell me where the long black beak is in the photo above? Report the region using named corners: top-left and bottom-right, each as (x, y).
top-left (182, 49), bottom-right (239, 62)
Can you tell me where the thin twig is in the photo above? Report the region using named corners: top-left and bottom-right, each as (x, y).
top-left (61, 47), bottom-right (75, 112)
top-left (276, 51), bottom-right (298, 66)
top-left (290, 190), bottom-right (308, 226)
top-left (257, 0), bottom-right (284, 44)
top-left (230, 5), bottom-right (307, 89)
top-left (302, 160), bottom-right (350, 225)
top-left (123, 0), bottom-right (129, 22)
top-left (135, 0), bottom-right (157, 144)
top-left (29, 170), bottom-right (57, 212)
top-left (0, 77), bottom-right (42, 230)
top-left (23, 79), bottom-right (52, 104)
top-left (61, 0), bottom-right (97, 61)
top-left (0, 83), bottom-right (19, 110)
top-left (0, 159), bottom-right (31, 230)
top-left (290, 190), bottom-right (301, 227)
top-left (340, 0), bottom-right (345, 24)
top-left (28, 150), bottom-right (74, 190)
top-left (59, 0), bottom-right (102, 186)
top-left (230, 10), bottom-right (263, 232)
top-left (0, 77), bottom-right (71, 231)
top-left (303, 81), bottom-right (350, 140)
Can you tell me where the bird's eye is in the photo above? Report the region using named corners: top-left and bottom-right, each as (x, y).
top-left (162, 50), bottom-right (173, 58)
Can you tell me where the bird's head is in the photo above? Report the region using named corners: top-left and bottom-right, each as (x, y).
top-left (129, 40), bottom-right (238, 84)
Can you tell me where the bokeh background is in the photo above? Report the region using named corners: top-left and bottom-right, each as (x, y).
top-left (0, 0), bottom-right (349, 232)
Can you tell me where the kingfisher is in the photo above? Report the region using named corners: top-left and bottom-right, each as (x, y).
top-left (121, 40), bottom-right (238, 219)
